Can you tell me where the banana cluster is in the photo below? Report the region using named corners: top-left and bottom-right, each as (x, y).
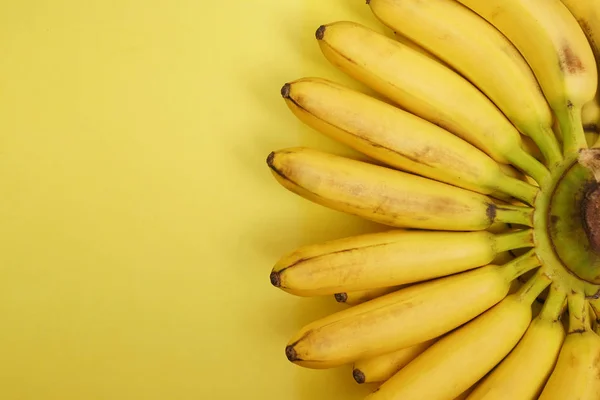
top-left (267, 0), bottom-right (600, 399)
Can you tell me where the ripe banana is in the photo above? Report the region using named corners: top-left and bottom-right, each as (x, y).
top-left (315, 21), bottom-right (549, 183)
top-left (335, 286), bottom-right (403, 306)
top-left (271, 229), bottom-right (533, 296)
top-left (353, 339), bottom-right (436, 384)
top-left (267, 148), bottom-right (534, 231)
top-left (454, 0), bottom-right (598, 155)
top-left (539, 291), bottom-right (600, 400)
top-left (467, 285), bottom-right (566, 400)
top-left (368, 0), bottom-right (562, 167)
top-left (561, 0), bottom-right (600, 147)
top-left (284, 251), bottom-right (540, 369)
top-left (281, 78), bottom-right (538, 203)
top-left (365, 271), bottom-right (550, 400)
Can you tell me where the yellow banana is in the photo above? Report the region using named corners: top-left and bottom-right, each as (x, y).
top-left (366, 271), bottom-right (550, 400)
top-left (267, 148), bottom-right (534, 231)
top-left (334, 286), bottom-right (403, 306)
top-left (284, 251), bottom-right (540, 369)
top-left (281, 78), bottom-right (538, 203)
top-left (455, 0), bottom-right (597, 155)
top-left (316, 21), bottom-right (549, 183)
top-left (561, 0), bottom-right (600, 147)
top-left (539, 291), bottom-right (600, 400)
top-left (368, 0), bottom-right (562, 167)
top-left (271, 229), bottom-right (533, 296)
top-left (467, 285), bottom-right (566, 400)
top-left (353, 339), bottom-right (436, 384)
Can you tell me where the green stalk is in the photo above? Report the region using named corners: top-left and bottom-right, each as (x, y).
top-left (507, 147), bottom-right (550, 185)
top-left (530, 126), bottom-right (563, 168)
top-left (493, 205), bottom-right (534, 227)
top-left (567, 290), bottom-right (589, 333)
top-left (517, 270), bottom-right (551, 305)
top-left (558, 106), bottom-right (587, 155)
top-left (494, 174), bottom-right (539, 205)
top-left (504, 249), bottom-right (540, 280)
top-left (493, 229), bottom-right (534, 253)
top-left (539, 285), bottom-right (567, 322)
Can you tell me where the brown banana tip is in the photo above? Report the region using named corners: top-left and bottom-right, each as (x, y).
top-left (285, 345), bottom-right (298, 362)
top-left (270, 271), bottom-right (281, 287)
top-left (334, 293), bottom-right (348, 303)
top-left (280, 83), bottom-right (291, 99)
top-left (266, 151), bottom-right (276, 168)
top-left (353, 369), bottom-right (366, 384)
top-left (315, 25), bottom-right (326, 40)
top-left (366, 0), bottom-right (371, 4)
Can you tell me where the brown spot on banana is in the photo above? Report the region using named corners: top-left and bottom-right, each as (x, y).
top-left (334, 293), bottom-right (348, 303)
top-left (559, 44), bottom-right (585, 74)
top-left (353, 369), bottom-right (366, 384)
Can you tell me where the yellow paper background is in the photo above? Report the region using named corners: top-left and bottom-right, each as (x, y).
top-left (0, 1), bottom-right (392, 399)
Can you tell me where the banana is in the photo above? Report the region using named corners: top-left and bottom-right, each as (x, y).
top-left (368, 0), bottom-right (562, 167)
top-left (284, 251), bottom-right (540, 369)
top-left (454, 0), bottom-right (597, 155)
top-left (539, 291), bottom-right (600, 400)
top-left (335, 286), bottom-right (403, 306)
top-left (353, 339), bottom-right (436, 384)
top-left (561, 0), bottom-right (600, 131)
top-left (467, 285), bottom-right (566, 400)
top-left (271, 229), bottom-right (533, 296)
top-left (315, 21), bottom-right (549, 183)
top-left (281, 78), bottom-right (538, 204)
top-left (365, 271), bottom-right (550, 400)
top-left (267, 148), bottom-right (534, 231)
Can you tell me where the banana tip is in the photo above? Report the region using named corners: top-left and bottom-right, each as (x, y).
top-left (285, 345), bottom-right (298, 362)
top-left (270, 271), bottom-right (281, 287)
top-left (353, 369), bottom-right (366, 384)
top-left (334, 293), bottom-right (348, 303)
top-left (365, 0), bottom-right (371, 4)
top-left (315, 25), bottom-right (326, 40)
top-left (280, 83), bottom-right (291, 99)
top-left (266, 151), bottom-right (275, 168)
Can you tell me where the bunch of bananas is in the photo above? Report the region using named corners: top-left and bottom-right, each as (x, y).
top-left (267, 0), bottom-right (600, 399)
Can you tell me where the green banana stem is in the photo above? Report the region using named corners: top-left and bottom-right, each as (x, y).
top-left (567, 290), bottom-right (589, 333)
top-left (494, 229), bottom-right (534, 253)
top-left (504, 249), bottom-right (540, 280)
top-left (530, 126), bottom-right (563, 168)
top-left (558, 106), bottom-right (587, 155)
top-left (539, 285), bottom-right (567, 322)
top-left (494, 175), bottom-right (538, 205)
top-left (507, 147), bottom-right (550, 185)
top-left (493, 204), bottom-right (534, 227)
top-left (517, 270), bottom-right (551, 305)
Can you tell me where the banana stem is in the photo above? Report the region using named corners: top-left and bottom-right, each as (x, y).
top-left (507, 148), bottom-right (550, 185)
top-left (531, 126), bottom-right (563, 168)
top-left (493, 204), bottom-right (534, 227)
top-left (494, 175), bottom-right (538, 205)
top-left (568, 290), bottom-right (590, 333)
top-left (539, 285), bottom-right (567, 322)
top-left (558, 106), bottom-right (587, 155)
top-left (503, 249), bottom-right (540, 280)
top-left (517, 270), bottom-right (551, 305)
top-left (494, 229), bottom-right (534, 253)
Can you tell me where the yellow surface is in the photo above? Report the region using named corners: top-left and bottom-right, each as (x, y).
top-left (0, 1), bottom-right (391, 399)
